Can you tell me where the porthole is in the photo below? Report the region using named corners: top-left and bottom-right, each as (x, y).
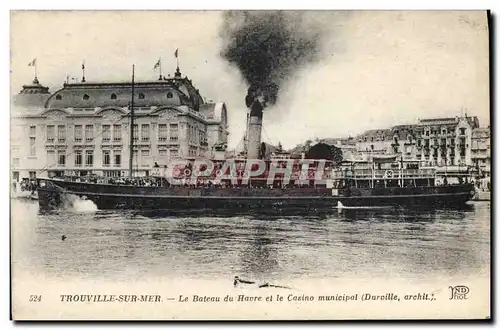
top-left (139, 93), bottom-right (145, 99)
top-left (167, 92), bottom-right (173, 98)
top-left (83, 94), bottom-right (90, 100)
top-left (55, 95), bottom-right (62, 100)
top-left (111, 93), bottom-right (117, 99)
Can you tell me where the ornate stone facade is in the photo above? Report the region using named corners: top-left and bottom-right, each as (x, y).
top-left (11, 75), bottom-right (229, 180)
top-left (353, 115), bottom-right (482, 168)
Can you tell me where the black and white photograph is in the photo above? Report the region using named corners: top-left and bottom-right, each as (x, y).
top-left (9, 10), bottom-right (491, 320)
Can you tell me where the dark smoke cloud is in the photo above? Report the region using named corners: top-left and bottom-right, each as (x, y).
top-left (220, 11), bottom-right (325, 109)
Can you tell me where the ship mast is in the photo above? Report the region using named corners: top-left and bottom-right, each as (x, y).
top-left (129, 64), bottom-right (135, 177)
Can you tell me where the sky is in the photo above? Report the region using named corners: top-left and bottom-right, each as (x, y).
top-left (10, 10), bottom-right (490, 150)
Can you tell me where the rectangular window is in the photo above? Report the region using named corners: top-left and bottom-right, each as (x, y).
top-left (85, 150), bottom-right (93, 166)
top-left (159, 149), bottom-right (167, 156)
top-left (460, 128), bottom-right (466, 135)
top-left (102, 125), bottom-right (111, 142)
top-left (104, 170), bottom-right (121, 178)
top-left (12, 158), bottom-right (19, 167)
top-left (46, 125), bottom-right (55, 142)
top-left (47, 150), bottom-right (55, 165)
top-left (85, 125), bottom-right (94, 142)
top-left (169, 124), bottom-right (178, 141)
top-left (141, 124), bottom-right (150, 142)
top-left (75, 151), bottom-right (82, 167)
top-left (103, 150), bottom-right (110, 167)
top-left (29, 125), bottom-right (36, 136)
top-left (57, 151), bottom-right (66, 166)
top-left (114, 151), bottom-right (121, 167)
top-left (29, 137), bottom-right (36, 156)
top-left (74, 125), bottom-right (83, 142)
top-left (158, 124), bottom-right (168, 142)
top-left (113, 124), bottom-right (122, 141)
top-left (57, 125), bottom-right (66, 143)
top-left (170, 149), bottom-right (178, 159)
top-left (141, 149), bottom-right (150, 157)
top-left (133, 124), bottom-right (138, 142)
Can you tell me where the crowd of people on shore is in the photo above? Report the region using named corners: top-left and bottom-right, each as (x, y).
top-left (12, 179), bottom-right (37, 194)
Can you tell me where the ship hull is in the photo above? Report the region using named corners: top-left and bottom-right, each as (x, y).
top-left (37, 179), bottom-right (474, 211)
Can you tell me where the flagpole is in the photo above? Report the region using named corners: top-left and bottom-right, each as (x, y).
top-left (129, 64), bottom-right (135, 178)
top-left (174, 49), bottom-right (180, 77)
top-left (34, 61), bottom-right (37, 80)
top-left (82, 61), bottom-right (86, 83)
top-left (159, 58), bottom-right (162, 80)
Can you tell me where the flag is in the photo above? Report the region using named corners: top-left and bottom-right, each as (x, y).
top-left (174, 49), bottom-right (178, 58)
top-left (82, 62), bottom-right (85, 70)
top-left (153, 59), bottom-right (161, 70)
top-left (28, 58), bottom-right (36, 67)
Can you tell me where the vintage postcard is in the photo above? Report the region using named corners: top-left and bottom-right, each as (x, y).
top-left (10, 10), bottom-right (491, 320)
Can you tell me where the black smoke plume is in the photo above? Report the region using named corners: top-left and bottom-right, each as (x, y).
top-left (220, 11), bottom-right (324, 111)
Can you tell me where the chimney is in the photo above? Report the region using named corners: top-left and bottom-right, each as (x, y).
top-left (245, 90), bottom-right (264, 159)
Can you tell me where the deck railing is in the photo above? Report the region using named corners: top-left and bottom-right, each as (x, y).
top-left (332, 168), bottom-right (436, 179)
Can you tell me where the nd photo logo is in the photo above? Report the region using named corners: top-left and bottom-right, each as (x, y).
top-left (449, 285), bottom-right (470, 300)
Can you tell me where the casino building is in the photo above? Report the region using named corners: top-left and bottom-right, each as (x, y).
top-left (11, 68), bottom-right (229, 181)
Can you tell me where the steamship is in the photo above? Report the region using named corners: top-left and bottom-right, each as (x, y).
top-left (36, 69), bottom-right (475, 212)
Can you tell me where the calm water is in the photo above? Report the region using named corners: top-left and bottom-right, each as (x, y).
top-left (11, 199), bottom-right (490, 283)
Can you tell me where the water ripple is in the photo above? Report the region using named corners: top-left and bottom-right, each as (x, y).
top-left (11, 199), bottom-right (490, 282)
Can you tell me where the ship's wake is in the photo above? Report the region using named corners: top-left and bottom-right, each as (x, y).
top-left (61, 193), bottom-right (98, 213)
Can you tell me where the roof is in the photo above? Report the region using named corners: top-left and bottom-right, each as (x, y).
top-left (199, 102), bottom-right (228, 123)
top-left (472, 127), bottom-right (490, 138)
top-left (12, 94), bottom-right (50, 111)
top-left (12, 79), bottom-right (51, 111)
top-left (45, 79), bottom-right (205, 110)
top-left (391, 124), bottom-right (420, 140)
top-left (356, 129), bottom-right (392, 141)
top-left (419, 117), bottom-right (458, 124)
top-left (321, 137), bottom-right (356, 146)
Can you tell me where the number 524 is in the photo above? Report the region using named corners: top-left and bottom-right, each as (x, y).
top-left (29, 295), bottom-right (42, 302)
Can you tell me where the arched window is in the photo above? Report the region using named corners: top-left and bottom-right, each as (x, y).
top-left (55, 95), bottom-right (62, 100)
top-left (139, 93), bottom-right (145, 99)
top-left (111, 93), bottom-right (117, 99)
top-left (83, 94), bottom-right (90, 100)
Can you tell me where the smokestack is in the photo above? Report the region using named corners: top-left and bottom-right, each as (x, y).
top-left (246, 86), bottom-right (264, 159)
